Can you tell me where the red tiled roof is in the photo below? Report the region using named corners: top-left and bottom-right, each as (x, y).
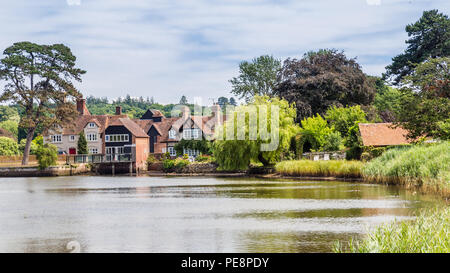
top-left (109, 118), bottom-right (149, 138)
top-left (359, 123), bottom-right (412, 146)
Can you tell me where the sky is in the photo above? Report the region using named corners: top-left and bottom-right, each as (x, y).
top-left (0, 0), bottom-right (449, 104)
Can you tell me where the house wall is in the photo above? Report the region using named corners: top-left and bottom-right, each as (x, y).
top-left (134, 136), bottom-right (149, 170)
top-left (43, 123), bottom-right (102, 154)
top-left (104, 126), bottom-right (132, 148)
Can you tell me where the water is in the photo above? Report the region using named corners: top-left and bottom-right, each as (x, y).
top-left (0, 176), bottom-right (443, 253)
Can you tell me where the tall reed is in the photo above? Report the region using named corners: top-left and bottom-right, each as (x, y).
top-left (334, 208), bottom-right (450, 253)
top-left (275, 160), bottom-right (364, 178)
top-left (362, 142), bottom-right (450, 196)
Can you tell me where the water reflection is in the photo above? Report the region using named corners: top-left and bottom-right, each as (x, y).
top-left (0, 176), bottom-right (443, 253)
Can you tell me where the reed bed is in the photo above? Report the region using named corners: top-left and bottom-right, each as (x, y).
top-left (334, 208), bottom-right (450, 253)
top-left (362, 142), bottom-right (450, 196)
top-left (275, 160), bottom-right (364, 178)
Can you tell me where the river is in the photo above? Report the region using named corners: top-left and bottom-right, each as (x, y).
top-left (0, 176), bottom-right (443, 253)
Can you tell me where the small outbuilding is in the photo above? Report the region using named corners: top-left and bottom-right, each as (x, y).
top-left (358, 123), bottom-right (412, 147)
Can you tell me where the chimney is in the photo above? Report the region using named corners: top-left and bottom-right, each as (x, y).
top-left (76, 98), bottom-right (87, 115)
top-left (115, 106), bottom-right (122, 115)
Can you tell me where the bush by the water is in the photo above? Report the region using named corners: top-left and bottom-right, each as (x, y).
top-left (334, 208), bottom-right (450, 253)
top-left (0, 136), bottom-right (20, 156)
top-left (35, 144), bottom-right (58, 170)
top-left (162, 158), bottom-right (190, 172)
top-left (275, 160), bottom-right (364, 178)
top-left (362, 142), bottom-right (450, 195)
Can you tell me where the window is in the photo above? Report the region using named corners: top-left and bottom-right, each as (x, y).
top-left (105, 134), bottom-right (129, 142)
top-left (183, 129), bottom-right (191, 139)
top-left (51, 134), bottom-right (62, 143)
top-left (69, 135), bottom-right (75, 142)
top-left (168, 146), bottom-right (176, 156)
top-left (168, 129), bottom-right (176, 139)
top-left (192, 129), bottom-right (200, 139)
top-left (89, 148), bottom-right (99, 154)
top-left (88, 122), bottom-right (96, 128)
top-left (87, 133), bottom-right (98, 142)
top-left (183, 148), bottom-right (199, 157)
top-left (106, 147), bottom-right (124, 154)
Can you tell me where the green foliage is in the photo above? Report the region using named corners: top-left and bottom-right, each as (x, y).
top-left (77, 132), bottom-right (88, 154)
top-left (19, 138), bottom-right (38, 155)
top-left (35, 144), bottom-right (58, 170)
top-left (373, 85), bottom-right (402, 122)
top-left (275, 160), bottom-right (364, 178)
top-left (0, 41), bottom-right (85, 164)
top-left (325, 105), bottom-right (367, 140)
top-left (299, 114), bottom-right (333, 151)
top-left (179, 95), bottom-right (188, 105)
top-left (384, 9), bottom-right (450, 84)
top-left (195, 154), bottom-right (214, 163)
top-left (214, 96), bottom-right (300, 170)
top-left (0, 136), bottom-right (19, 155)
top-left (434, 119), bottom-right (450, 140)
top-left (162, 158), bottom-right (190, 172)
top-left (322, 131), bottom-right (342, 152)
top-left (275, 49), bottom-right (375, 121)
top-left (335, 208), bottom-right (450, 253)
top-left (394, 57), bottom-right (450, 140)
top-left (363, 142), bottom-right (450, 194)
top-left (174, 139), bottom-right (212, 156)
top-left (0, 105), bottom-right (20, 123)
top-left (345, 145), bottom-right (362, 160)
top-left (146, 154), bottom-right (157, 164)
top-left (344, 124), bottom-right (363, 148)
top-left (230, 55), bottom-right (281, 102)
top-left (0, 120), bottom-right (18, 139)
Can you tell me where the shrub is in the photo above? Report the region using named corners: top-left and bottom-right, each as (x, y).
top-left (174, 158), bottom-right (190, 171)
top-left (323, 131), bottom-right (342, 151)
top-left (196, 154), bottom-right (211, 162)
top-left (146, 154), bottom-right (157, 164)
top-left (162, 159), bottom-right (175, 172)
top-left (19, 138), bottom-right (39, 155)
top-left (0, 136), bottom-right (20, 155)
top-left (35, 144), bottom-right (58, 170)
top-left (346, 146), bottom-right (362, 160)
top-left (77, 132), bottom-right (88, 154)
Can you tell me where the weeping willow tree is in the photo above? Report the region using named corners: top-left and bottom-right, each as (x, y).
top-left (213, 96), bottom-right (299, 170)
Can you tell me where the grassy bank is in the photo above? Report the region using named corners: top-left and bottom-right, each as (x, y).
top-left (334, 208), bottom-right (450, 253)
top-left (275, 160), bottom-right (364, 178)
top-left (362, 142), bottom-right (450, 197)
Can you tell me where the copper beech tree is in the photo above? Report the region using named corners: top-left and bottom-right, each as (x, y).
top-left (0, 42), bottom-right (86, 165)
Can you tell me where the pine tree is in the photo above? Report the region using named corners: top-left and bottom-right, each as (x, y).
top-left (77, 132), bottom-right (88, 154)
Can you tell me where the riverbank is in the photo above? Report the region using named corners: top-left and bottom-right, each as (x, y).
top-left (0, 164), bottom-right (91, 177)
top-left (334, 208), bottom-right (450, 253)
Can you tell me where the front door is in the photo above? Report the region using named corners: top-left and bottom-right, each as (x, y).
top-left (69, 148), bottom-right (76, 155)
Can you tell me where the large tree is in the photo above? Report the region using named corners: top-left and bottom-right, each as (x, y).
top-left (395, 57), bottom-right (450, 140)
top-left (213, 96), bottom-right (299, 170)
top-left (229, 55), bottom-right (281, 102)
top-left (0, 42), bottom-right (85, 165)
top-left (384, 10), bottom-right (450, 85)
top-left (275, 49), bottom-right (375, 122)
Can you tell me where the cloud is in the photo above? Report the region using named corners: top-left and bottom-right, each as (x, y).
top-left (67, 0), bottom-right (81, 6)
top-left (366, 0), bottom-right (382, 5)
top-left (0, 0), bottom-right (449, 104)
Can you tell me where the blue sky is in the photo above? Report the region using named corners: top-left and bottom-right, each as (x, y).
top-left (0, 0), bottom-right (449, 104)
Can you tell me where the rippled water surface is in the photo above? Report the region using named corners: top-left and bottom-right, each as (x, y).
top-left (0, 176), bottom-right (442, 253)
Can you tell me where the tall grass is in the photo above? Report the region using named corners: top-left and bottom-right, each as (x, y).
top-left (334, 208), bottom-right (450, 253)
top-left (362, 142), bottom-right (450, 196)
top-left (275, 160), bottom-right (364, 178)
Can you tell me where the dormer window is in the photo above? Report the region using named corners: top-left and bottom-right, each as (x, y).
top-left (169, 129), bottom-right (176, 139)
top-left (88, 122), bottom-right (96, 128)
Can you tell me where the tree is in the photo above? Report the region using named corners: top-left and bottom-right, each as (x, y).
top-left (179, 95), bottom-right (188, 105)
top-left (0, 120), bottom-right (18, 139)
top-left (0, 136), bottom-right (19, 155)
top-left (0, 105), bottom-right (19, 122)
top-left (77, 131), bottom-right (88, 154)
top-left (214, 96), bottom-right (299, 170)
top-left (384, 10), bottom-right (450, 85)
top-left (230, 55), bottom-right (281, 102)
top-left (217, 97), bottom-right (229, 108)
top-left (229, 97), bottom-right (237, 106)
top-left (0, 42), bottom-right (85, 165)
top-left (174, 139), bottom-right (212, 156)
top-left (370, 76), bottom-right (402, 122)
top-left (324, 105), bottom-right (367, 142)
top-left (35, 143), bottom-right (57, 170)
top-left (394, 57), bottom-right (450, 140)
top-left (298, 114), bottom-right (334, 152)
top-left (275, 49), bottom-right (375, 121)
